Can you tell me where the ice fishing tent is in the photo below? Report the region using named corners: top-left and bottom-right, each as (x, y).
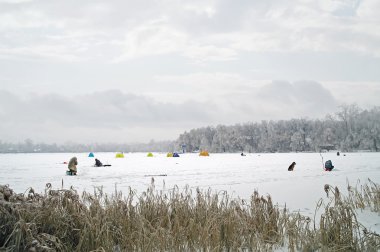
top-left (173, 152), bottom-right (180, 157)
top-left (199, 150), bottom-right (209, 156)
top-left (167, 152), bottom-right (173, 157)
top-left (88, 152), bottom-right (94, 157)
top-left (147, 152), bottom-right (154, 157)
top-left (115, 152), bottom-right (124, 158)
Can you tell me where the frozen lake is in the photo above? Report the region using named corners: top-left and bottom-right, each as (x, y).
top-left (1, 152), bottom-right (380, 218)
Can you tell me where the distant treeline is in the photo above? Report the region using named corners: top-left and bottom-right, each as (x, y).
top-left (0, 140), bottom-right (175, 154)
top-left (1, 104), bottom-right (379, 153)
top-left (175, 104), bottom-right (380, 153)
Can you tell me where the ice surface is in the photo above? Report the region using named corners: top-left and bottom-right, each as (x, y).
top-left (1, 152), bottom-right (379, 224)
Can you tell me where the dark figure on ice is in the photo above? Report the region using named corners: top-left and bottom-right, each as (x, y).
top-left (67, 157), bottom-right (78, 175)
top-left (325, 160), bottom-right (334, 171)
top-left (95, 158), bottom-right (103, 167)
top-left (337, 151), bottom-right (340, 156)
top-left (288, 162), bottom-right (296, 171)
top-left (241, 152), bottom-right (246, 156)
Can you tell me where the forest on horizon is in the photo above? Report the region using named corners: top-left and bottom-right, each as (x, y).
top-left (1, 104), bottom-right (379, 153)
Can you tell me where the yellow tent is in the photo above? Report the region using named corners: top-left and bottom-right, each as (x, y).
top-left (199, 150), bottom-right (209, 156)
top-left (115, 152), bottom-right (124, 158)
top-left (167, 152), bottom-right (173, 157)
top-left (147, 152), bottom-right (154, 157)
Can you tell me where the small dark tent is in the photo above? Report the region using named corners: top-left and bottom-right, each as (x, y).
top-left (173, 152), bottom-right (180, 157)
top-left (88, 152), bottom-right (94, 157)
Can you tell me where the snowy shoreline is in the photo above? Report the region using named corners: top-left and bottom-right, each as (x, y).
top-left (1, 152), bottom-right (379, 207)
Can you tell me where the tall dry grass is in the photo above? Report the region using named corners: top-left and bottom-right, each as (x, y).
top-left (0, 179), bottom-right (379, 251)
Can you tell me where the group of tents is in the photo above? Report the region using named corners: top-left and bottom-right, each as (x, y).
top-left (65, 151), bottom-right (210, 176)
top-left (88, 151), bottom-right (210, 158)
top-left (166, 152), bottom-right (180, 157)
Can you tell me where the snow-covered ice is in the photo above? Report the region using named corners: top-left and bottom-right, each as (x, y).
top-left (1, 152), bottom-right (379, 231)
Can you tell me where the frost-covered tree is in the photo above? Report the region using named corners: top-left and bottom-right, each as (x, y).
top-left (290, 132), bottom-right (304, 152)
top-left (2, 104), bottom-right (380, 153)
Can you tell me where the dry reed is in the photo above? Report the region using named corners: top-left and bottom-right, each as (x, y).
top-left (0, 179), bottom-right (379, 251)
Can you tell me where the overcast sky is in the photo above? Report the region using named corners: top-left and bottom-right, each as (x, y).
top-left (1, 0), bottom-right (380, 144)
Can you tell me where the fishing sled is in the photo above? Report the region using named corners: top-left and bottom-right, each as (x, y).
top-left (66, 171), bottom-right (77, 176)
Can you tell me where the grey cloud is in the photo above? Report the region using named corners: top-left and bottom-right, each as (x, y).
top-left (0, 80), bottom-right (369, 143)
top-left (214, 80), bottom-right (340, 123)
top-left (255, 80), bottom-right (338, 118)
top-left (0, 89), bottom-right (225, 143)
top-left (0, 90), bottom-right (216, 128)
top-left (1, 0), bottom-right (379, 143)
top-left (1, 0), bottom-right (379, 64)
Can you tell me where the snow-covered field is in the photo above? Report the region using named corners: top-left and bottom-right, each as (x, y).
top-left (1, 152), bottom-right (379, 226)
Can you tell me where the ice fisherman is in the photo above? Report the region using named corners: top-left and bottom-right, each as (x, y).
top-left (68, 157), bottom-right (78, 175)
top-left (95, 158), bottom-right (103, 167)
top-left (325, 160), bottom-right (334, 171)
top-left (288, 162), bottom-right (296, 171)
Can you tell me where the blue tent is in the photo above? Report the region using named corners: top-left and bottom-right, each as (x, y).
top-left (88, 152), bottom-right (94, 157)
top-left (173, 152), bottom-right (180, 157)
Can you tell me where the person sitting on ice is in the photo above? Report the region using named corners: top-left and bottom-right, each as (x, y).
top-left (288, 162), bottom-right (296, 171)
top-left (68, 156), bottom-right (78, 175)
top-left (94, 158), bottom-right (103, 167)
top-left (325, 160), bottom-right (334, 171)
